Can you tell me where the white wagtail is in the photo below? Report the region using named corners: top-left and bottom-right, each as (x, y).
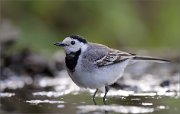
top-left (54, 35), bottom-right (170, 104)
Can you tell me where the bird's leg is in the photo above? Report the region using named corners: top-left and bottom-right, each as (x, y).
top-left (93, 89), bottom-right (98, 105)
top-left (103, 86), bottom-right (110, 105)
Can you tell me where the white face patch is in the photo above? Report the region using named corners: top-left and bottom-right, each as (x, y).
top-left (62, 37), bottom-right (87, 54)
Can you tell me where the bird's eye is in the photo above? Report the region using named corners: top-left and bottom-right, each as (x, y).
top-left (71, 41), bottom-right (75, 45)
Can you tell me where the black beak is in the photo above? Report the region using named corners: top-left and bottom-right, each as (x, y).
top-left (54, 42), bottom-right (67, 47)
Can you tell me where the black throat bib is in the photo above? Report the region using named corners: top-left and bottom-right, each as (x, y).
top-left (65, 49), bottom-right (81, 72)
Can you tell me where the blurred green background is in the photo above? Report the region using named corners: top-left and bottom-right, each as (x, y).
top-left (1, 0), bottom-right (180, 56)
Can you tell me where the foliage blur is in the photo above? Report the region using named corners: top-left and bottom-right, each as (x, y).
top-left (1, 0), bottom-right (180, 56)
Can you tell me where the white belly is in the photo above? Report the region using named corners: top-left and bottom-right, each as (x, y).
top-left (68, 59), bottom-right (131, 89)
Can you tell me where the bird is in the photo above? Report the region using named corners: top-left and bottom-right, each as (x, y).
top-left (54, 35), bottom-right (170, 105)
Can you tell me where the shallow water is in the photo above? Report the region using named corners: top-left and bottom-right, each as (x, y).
top-left (0, 62), bottom-right (180, 114)
top-left (0, 90), bottom-right (180, 114)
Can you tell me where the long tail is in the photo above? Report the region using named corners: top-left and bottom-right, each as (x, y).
top-left (133, 56), bottom-right (170, 63)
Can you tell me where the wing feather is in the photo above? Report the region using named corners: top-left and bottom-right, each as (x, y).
top-left (95, 49), bottom-right (135, 67)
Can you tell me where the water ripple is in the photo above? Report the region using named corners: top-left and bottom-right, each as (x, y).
top-left (0, 92), bottom-right (15, 97)
top-left (26, 99), bottom-right (65, 105)
top-left (78, 105), bottom-right (155, 114)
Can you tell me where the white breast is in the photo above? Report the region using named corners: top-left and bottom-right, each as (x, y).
top-left (68, 53), bottom-right (131, 89)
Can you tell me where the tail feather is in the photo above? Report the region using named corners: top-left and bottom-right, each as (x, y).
top-left (133, 56), bottom-right (170, 63)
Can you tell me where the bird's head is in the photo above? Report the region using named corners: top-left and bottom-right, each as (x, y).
top-left (54, 35), bottom-right (88, 54)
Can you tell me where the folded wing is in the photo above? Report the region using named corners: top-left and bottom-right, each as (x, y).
top-left (95, 49), bottom-right (135, 67)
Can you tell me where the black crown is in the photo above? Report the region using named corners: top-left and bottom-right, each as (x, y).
top-left (69, 35), bottom-right (87, 44)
